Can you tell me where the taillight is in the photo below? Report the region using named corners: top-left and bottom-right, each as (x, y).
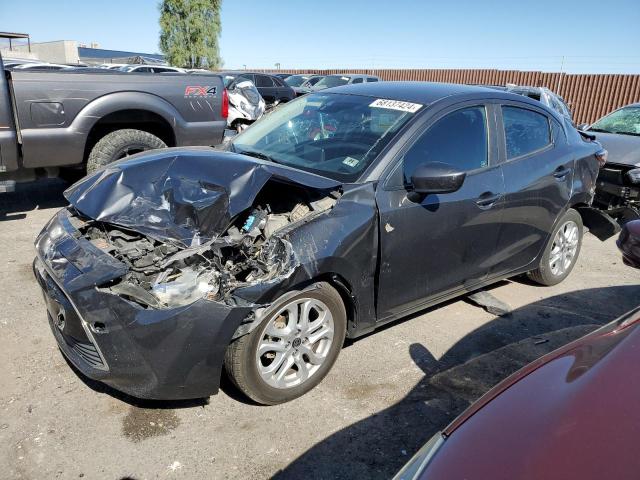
top-left (595, 148), bottom-right (608, 168)
top-left (221, 88), bottom-right (229, 119)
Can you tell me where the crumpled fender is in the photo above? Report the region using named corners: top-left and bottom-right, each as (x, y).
top-left (232, 183), bottom-right (379, 335)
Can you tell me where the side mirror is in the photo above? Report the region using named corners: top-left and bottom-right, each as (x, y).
top-left (411, 162), bottom-right (466, 195)
top-left (577, 123), bottom-right (589, 131)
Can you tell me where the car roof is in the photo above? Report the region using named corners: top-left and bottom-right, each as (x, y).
top-left (222, 71), bottom-right (280, 78)
top-left (324, 81), bottom-right (507, 105)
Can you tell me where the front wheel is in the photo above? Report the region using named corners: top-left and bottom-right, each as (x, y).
top-left (528, 208), bottom-right (583, 286)
top-left (224, 282), bottom-right (346, 405)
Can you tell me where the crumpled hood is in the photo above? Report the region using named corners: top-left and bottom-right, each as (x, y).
top-left (591, 131), bottom-right (640, 166)
top-left (64, 148), bottom-right (340, 247)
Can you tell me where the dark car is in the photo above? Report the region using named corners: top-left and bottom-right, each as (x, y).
top-left (394, 305), bottom-right (640, 480)
top-left (0, 53), bottom-right (227, 193)
top-left (584, 103), bottom-right (640, 222)
top-left (221, 71), bottom-right (295, 105)
top-left (396, 213), bottom-right (640, 480)
top-left (34, 82), bottom-right (608, 405)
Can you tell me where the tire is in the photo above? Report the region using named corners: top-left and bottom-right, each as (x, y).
top-left (224, 282), bottom-right (347, 405)
top-left (528, 208), bottom-right (583, 286)
top-left (86, 129), bottom-right (166, 173)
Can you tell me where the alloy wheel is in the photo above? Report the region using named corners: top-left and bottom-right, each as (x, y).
top-left (256, 297), bottom-right (335, 389)
top-left (549, 220), bottom-right (579, 276)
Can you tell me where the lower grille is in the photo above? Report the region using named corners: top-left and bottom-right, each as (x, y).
top-left (67, 336), bottom-right (105, 369)
top-left (48, 311), bottom-right (105, 369)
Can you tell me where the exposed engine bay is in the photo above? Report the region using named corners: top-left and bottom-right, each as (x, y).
top-left (594, 163), bottom-right (640, 223)
top-left (76, 184), bottom-right (340, 309)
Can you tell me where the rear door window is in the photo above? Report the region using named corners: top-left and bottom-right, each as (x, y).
top-left (256, 75), bottom-right (275, 87)
top-left (367, 77), bottom-right (379, 82)
top-left (502, 106), bottom-right (551, 159)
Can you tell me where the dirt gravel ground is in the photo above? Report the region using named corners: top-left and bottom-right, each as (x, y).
top-left (1, 179), bottom-right (638, 480)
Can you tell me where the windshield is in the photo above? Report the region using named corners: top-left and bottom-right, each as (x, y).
top-left (314, 76), bottom-right (351, 88)
top-left (285, 75), bottom-right (309, 87)
top-left (590, 107), bottom-right (640, 136)
top-left (231, 93), bottom-right (421, 181)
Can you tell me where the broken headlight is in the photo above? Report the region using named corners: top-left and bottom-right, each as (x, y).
top-left (151, 267), bottom-right (220, 307)
top-left (627, 168), bottom-right (640, 184)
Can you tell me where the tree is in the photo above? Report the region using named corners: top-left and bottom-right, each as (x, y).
top-left (159, 0), bottom-right (222, 69)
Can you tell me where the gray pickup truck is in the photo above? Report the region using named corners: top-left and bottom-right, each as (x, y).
top-left (0, 54), bottom-right (227, 192)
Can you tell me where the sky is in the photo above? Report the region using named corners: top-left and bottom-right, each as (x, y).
top-left (1, 0), bottom-right (640, 73)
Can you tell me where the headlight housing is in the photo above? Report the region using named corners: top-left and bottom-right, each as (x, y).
top-left (393, 432), bottom-right (445, 480)
top-left (627, 168), bottom-right (640, 184)
top-left (150, 268), bottom-right (219, 307)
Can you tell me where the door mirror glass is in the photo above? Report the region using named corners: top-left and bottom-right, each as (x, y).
top-left (411, 162), bottom-right (466, 194)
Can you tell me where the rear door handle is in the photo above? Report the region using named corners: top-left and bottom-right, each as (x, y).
top-left (476, 192), bottom-right (501, 209)
top-left (553, 167), bottom-right (570, 180)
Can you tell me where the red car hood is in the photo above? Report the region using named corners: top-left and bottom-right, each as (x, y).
top-left (425, 307), bottom-right (640, 480)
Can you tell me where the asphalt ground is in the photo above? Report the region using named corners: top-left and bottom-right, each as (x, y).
top-left (1, 178), bottom-right (638, 479)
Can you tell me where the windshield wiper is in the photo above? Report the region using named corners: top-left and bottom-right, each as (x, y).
top-left (612, 131), bottom-right (640, 137)
top-left (588, 128), bottom-right (611, 133)
top-left (235, 148), bottom-right (282, 164)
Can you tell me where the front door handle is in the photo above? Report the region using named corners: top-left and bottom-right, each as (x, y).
top-left (476, 192), bottom-right (501, 209)
top-left (553, 166), bottom-right (570, 180)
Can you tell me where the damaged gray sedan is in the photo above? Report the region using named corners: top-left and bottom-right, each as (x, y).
top-left (34, 82), bottom-right (608, 404)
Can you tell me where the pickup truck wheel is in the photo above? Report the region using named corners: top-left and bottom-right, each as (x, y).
top-left (87, 129), bottom-right (166, 173)
top-left (224, 282), bottom-right (346, 405)
top-left (528, 208), bottom-right (583, 286)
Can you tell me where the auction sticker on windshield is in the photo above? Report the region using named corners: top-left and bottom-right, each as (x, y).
top-left (369, 99), bottom-right (422, 113)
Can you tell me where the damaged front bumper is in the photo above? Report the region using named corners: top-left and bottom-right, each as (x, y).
top-left (34, 208), bottom-right (254, 400)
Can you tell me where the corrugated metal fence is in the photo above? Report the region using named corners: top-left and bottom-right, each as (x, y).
top-left (248, 68), bottom-right (640, 124)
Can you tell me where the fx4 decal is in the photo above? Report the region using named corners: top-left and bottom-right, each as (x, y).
top-left (184, 86), bottom-right (218, 97)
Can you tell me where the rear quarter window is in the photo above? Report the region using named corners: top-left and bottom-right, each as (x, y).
top-left (502, 106), bottom-right (551, 159)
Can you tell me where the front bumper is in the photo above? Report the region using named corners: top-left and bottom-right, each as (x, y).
top-left (33, 209), bottom-right (253, 400)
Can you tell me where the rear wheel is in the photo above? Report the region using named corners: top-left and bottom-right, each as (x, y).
top-left (528, 208), bottom-right (583, 286)
top-left (86, 129), bottom-right (166, 173)
top-left (224, 282), bottom-right (346, 405)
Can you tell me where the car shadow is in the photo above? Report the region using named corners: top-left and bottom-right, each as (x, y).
top-left (60, 354), bottom-right (209, 409)
top-left (0, 178), bottom-right (69, 221)
top-left (271, 284), bottom-right (640, 479)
